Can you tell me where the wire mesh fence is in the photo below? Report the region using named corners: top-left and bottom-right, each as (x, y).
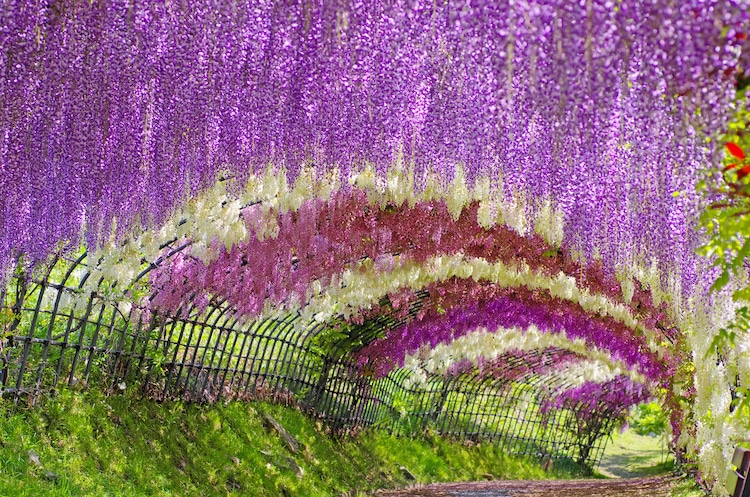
top-left (0, 250), bottom-right (622, 470)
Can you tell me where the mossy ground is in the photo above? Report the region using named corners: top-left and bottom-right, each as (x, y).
top-left (0, 389), bottom-right (575, 496)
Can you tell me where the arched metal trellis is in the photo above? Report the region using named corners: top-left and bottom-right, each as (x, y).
top-left (0, 248), bottom-right (636, 471)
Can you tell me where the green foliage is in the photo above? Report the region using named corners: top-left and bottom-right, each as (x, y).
top-left (698, 88), bottom-right (750, 297)
top-left (307, 324), bottom-right (357, 360)
top-left (702, 101), bottom-right (750, 261)
top-left (630, 402), bottom-right (669, 437)
top-left (671, 479), bottom-right (708, 497)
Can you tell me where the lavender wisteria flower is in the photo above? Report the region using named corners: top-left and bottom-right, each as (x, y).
top-left (1, 1), bottom-right (746, 296)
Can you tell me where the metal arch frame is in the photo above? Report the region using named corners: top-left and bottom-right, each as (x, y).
top-left (289, 291), bottom-right (432, 426)
top-left (0, 235), bottom-right (198, 402)
top-left (356, 347), bottom-right (622, 468)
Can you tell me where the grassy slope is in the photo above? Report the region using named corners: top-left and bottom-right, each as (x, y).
top-left (0, 389), bottom-right (574, 497)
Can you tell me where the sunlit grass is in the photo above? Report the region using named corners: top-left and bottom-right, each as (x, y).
top-left (594, 428), bottom-right (707, 497)
top-left (597, 428), bottom-right (673, 479)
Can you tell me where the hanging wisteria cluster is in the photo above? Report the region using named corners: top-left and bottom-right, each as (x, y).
top-left (402, 327), bottom-right (635, 384)
top-left (351, 278), bottom-right (668, 381)
top-left (146, 189), bottom-right (674, 384)
top-left (2, 0), bottom-right (746, 291)
top-left (436, 349), bottom-right (649, 424)
top-left (441, 348), bottom-right (584, 381)
top-left (540, 376), bottom-right (652, 423)
top-left (149, 192), bottom-right (672, 328)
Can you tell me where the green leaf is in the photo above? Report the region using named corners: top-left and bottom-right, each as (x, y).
top-left (710, 270), bottom-right (730, 292)
top-left (733, 286), bottom-right (750, 302)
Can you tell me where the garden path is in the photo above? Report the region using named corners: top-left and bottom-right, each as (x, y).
top-left (372, 475), bottom-right (677, 496)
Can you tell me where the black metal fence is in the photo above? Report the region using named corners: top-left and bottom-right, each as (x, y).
top-left (0, 249), bottom-right (621, 470)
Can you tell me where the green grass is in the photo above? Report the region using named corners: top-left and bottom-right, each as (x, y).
top-left (0, 389), bottom-right (577, 497)
top-left (670, 477), bottom-right (708, 497)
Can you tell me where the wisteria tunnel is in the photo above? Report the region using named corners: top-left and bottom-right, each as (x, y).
top-left (2, 195), bottom-right (667, 470)
top-left (3, 0), bottom-right (750, 490)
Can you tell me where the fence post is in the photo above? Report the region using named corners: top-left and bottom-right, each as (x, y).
top-left (728, 446), bottom-right (750, 497)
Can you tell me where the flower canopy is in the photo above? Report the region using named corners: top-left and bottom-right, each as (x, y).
top-left (3, 0), bottom-right (746, 290)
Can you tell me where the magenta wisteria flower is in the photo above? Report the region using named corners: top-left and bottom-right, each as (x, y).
top-left (353, 286), bottom-right (668, 382)
top-left (150, 193), bottom-right (675, 340)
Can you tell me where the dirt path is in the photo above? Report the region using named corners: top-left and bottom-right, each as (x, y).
top-left (596, 430), bottom-right (668, 479)
top-left (372, 475), bottom-right (678, 497)
top-left (373, 430), bottom-right (679, 496)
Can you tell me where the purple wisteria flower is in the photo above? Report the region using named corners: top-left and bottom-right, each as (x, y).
top-left (541, 376), bottom-right (651, 422)
top-left (1, 1), bottom-right (746, 297)
top-left (354, 293), bottom-right (666, 382)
